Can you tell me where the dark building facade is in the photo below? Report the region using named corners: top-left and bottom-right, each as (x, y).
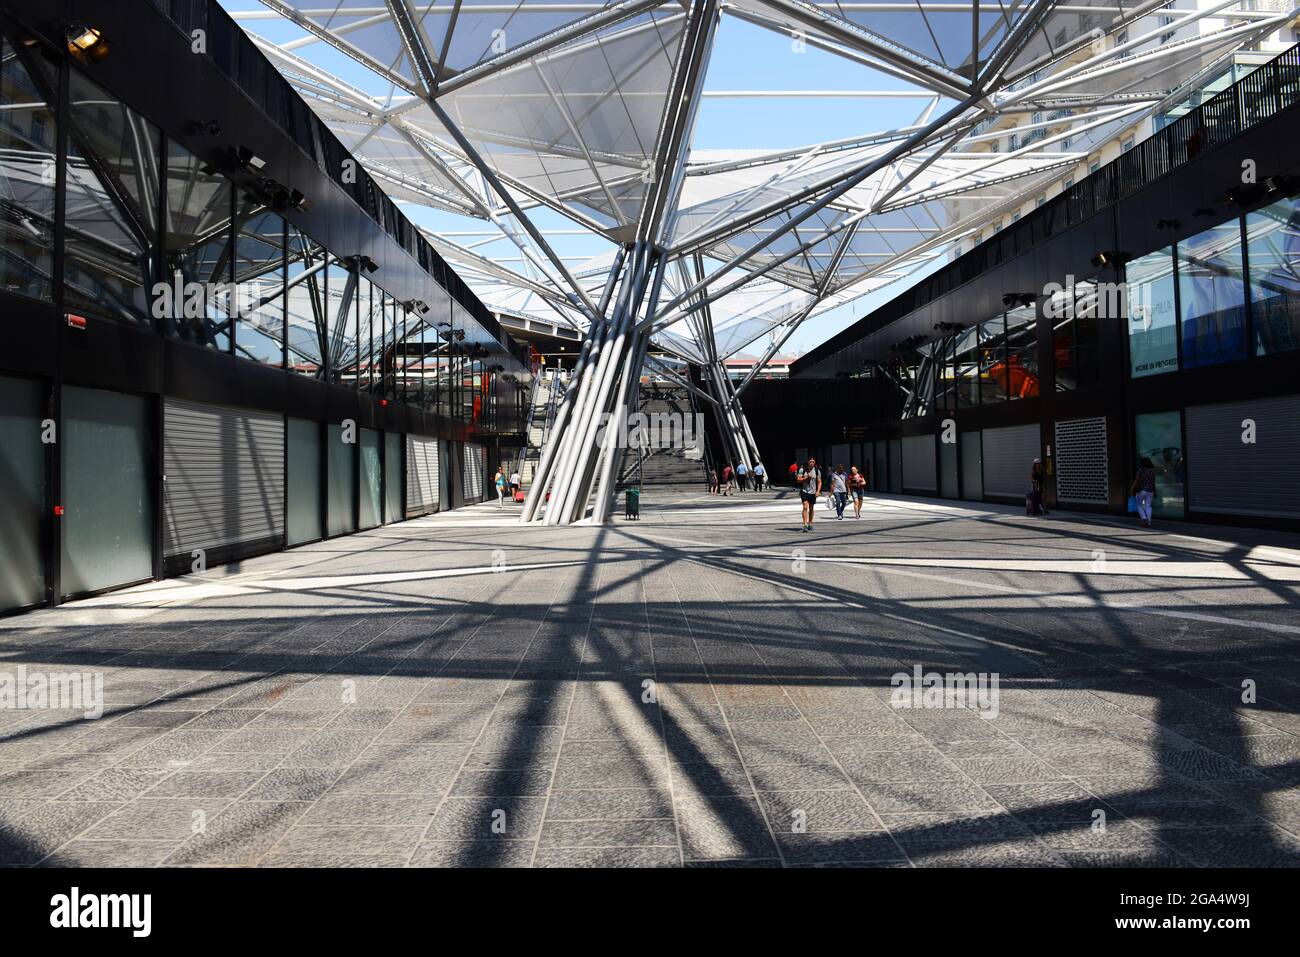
top-left (0, 0), bottom-right (530, 614)
top-left (773, 44), bottom-right (1300, 531)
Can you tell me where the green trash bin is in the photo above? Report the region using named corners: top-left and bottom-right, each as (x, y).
top-left (625, 487), bottom-right (640, 520)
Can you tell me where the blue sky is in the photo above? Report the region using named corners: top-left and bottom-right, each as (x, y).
top-left (218, 2), bottom-right (948, 354)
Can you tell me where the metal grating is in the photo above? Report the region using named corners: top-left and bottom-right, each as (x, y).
top-left (1055, 416), bottom-right (1109, 505)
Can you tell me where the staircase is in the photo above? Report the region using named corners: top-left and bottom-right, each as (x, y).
top-left (617, 384), bottom-right (709, 489)
top-left (518, 367), bottom-right (567, 487)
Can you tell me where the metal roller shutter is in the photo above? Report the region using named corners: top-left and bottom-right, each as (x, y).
top-left (163, 399), bottom-right (284, 567)
top-left (462, 442), bottom-right (486, 503)
top-left (902, 434), bottom-right (937, 492)
top-left (982, 424), bottom-right (1039, 499)
top-left (1186, 395), bottom-right (1300, 518)
top-left (873, 442), bottom-right (886, 492)
top-left (830, 444), bottom-right (850, 470)
top-left (888, 439), bottom-right (902, 492)
top-left (405, 435), bottom-right (439, 516)
top-left (1055, 416), bottom-right (1109, 504)
top-left (960, 431), bottom-right (983, 501)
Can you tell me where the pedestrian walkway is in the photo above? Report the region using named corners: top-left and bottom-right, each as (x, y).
top-left (1, 492), bottom-right (1297, 867)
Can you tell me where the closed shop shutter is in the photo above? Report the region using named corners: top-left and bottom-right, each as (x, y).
top-left (982, 424), bottom-right (1039, 499)
top-left (1055, 416), bottom-right (1109, 504)
top-left (888, 439), bottom-right (902, 492)
top-left (163, 398), bottom-right (284, 567)
top-left (405, 435), bottom-right (440, 516)
top-left (830, 444), bottom-right (850, 470)
top-left (960, 431), bottom-right (983, 501)
top-left (873, 441), bottom-right (886, 492)
top-left (1186, 395), bottom-right (1300, 518)
top-left (462, 442), bottom-right (486, 503)
top-left (902, 434), bottom-right (937, 492)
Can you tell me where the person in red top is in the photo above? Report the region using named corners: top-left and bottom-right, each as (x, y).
top-left (721, 464), bottom-right (734, 495)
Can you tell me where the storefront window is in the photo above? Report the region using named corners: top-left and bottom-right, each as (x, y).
top-left (1245, 196), bottom-right (1300, 356)
top-left (1134, 410), bottom-right (1185, 519)
top-left (1178, 220), bottom-right (1247, 368)
top-left (1051, 278), bottom-right (1102, 390)
top-left (1126, 246), bottom-right (1178, 377)
top-left (1002, 305), bottom-right (1039, 400)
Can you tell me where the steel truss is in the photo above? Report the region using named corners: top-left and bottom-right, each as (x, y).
top-left (236, 0), bottom-right (1299, 522)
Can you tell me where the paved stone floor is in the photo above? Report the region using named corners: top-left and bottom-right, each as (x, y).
top-left (2, 490), bottom-right (1299, 867)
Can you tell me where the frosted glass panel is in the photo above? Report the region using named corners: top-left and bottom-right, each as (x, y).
top-left (287, 417), bottom-right (321, 546)
top-left (62, 386), bottom-right (152, 597)
top-left (0, 375), bottom-right (45, 610)
top-left (384, 432), bottom-right (402, 524)
top-left (359, 428), bottom-right (381, 530)
top-left (327, 423), bottom-right (356, 536)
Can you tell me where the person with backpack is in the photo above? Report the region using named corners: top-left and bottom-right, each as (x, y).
top-left (796, 458), bottom-right (821, 532)
top-left (848, 465), bottom-right (867, 518)
top-left (1130, 457), bottom-right (1157, 528)
top-left (830, 464), bottom-right (849, 519)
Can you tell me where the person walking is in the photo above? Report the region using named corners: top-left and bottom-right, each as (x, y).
top-left (708, 467), bottom-right (719, 495)
top-left (796, 457), bottom-right (821, 532)
top-left (509, 468), bottom-right (521, 499)
top-left (849, 465), bottom-right (866, 518)
top-left (1131, 457), bottom-right (1157, 528)
top-left (1029, 458), bottom-right (1049, 516)
top-left (493, 468), bottom-right (507, 508)
top-left (753, 462), bottom-right (765, 492)
top-left (830, 464), bottom-right (849, 519)
top-left (721, 463), bottom-right (734, 495)
top-left (736, 460), bottom-right (749, 491)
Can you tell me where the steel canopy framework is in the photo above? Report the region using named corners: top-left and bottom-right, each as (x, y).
top-left (232, 0), bottom-right (1296, 523)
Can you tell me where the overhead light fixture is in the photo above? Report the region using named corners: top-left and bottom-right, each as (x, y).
top-left (1155, 218), bottom-right (1180, 230)
top-left (1002, 292), bottom-right (1036, 308)
top-left (236, 147), bottom-right (266, 175)
top-left (362, 256), bottom-right (379, 274)
top-left (66, 23), bottom-right (108, 61)
top-left (288, 189), bottom-right (309, 212)
top-left (1091, 250), bottom-right (1130, 269)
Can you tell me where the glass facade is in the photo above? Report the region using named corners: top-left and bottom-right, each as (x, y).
top-left (234, 200), bottom-right (286, 365)
top-left (0, 25), bottom-right (518, 431)
top-left (0, 35), bottom-right (57, 303)
top-left (1246, 196), bottom-right (1300, 356)
top-left (64, 70), bottom-right (160, 327)
top-left (1126, 246), bottom-right (1179, 378)
top-left (1051, 278), bottom-right (1102, 390)
top-left (1178, 221), bottom-right (1247, 369)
